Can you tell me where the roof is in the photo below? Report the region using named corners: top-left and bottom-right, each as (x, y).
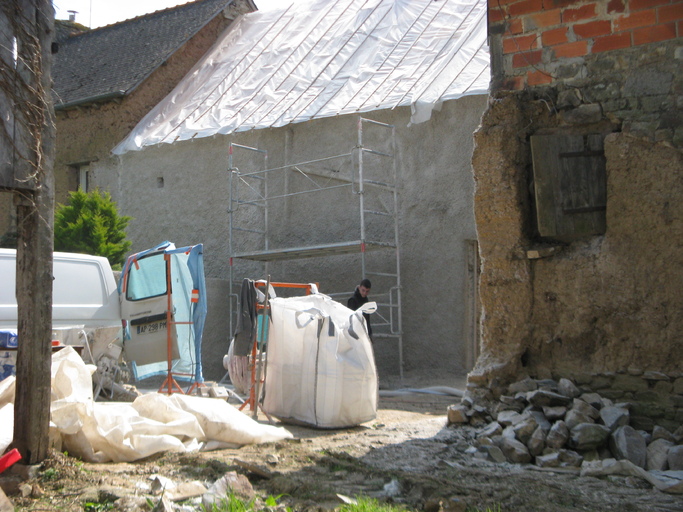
top-left (113, 0), bottom-right (489, 154)
top-left (53, 0), bottom-right (252, 109)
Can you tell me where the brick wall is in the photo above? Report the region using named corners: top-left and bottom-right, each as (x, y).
top-left (489, 0), bottom-right (683, 90)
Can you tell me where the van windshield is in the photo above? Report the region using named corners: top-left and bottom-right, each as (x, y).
top-left (125, 254), bottom-right (167, 301)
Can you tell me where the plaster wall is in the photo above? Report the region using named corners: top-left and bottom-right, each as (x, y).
top-left (471, 93), bottom-right (683, 389)
top-left (92, 94), bottom-right (488, 380)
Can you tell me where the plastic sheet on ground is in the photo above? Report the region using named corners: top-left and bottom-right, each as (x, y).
top-left (0, 347), bottom-right (291, 462)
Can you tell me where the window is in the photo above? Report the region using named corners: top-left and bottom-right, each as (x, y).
top-left (125, 254), bottom-right (168, 301)
top-left (530, 133), bottom-right (607, 241)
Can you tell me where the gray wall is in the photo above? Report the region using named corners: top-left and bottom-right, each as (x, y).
top-left (95, 95), bottom-right (487, 381)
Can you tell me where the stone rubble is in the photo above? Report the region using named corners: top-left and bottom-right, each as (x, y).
top-left (448, 376), bottom-right (683, 492)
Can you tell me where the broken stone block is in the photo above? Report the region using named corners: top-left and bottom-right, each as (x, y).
top-left (480, 445), bottom-right (507, 464)
top-left (527, 410), bottom-right (551, 432)
top-left (568, 423), bottom-right (610, 451)
top-left (536, 379), bottom-right (559, 392)
top-left (526, 390), bottom-right (571, 408)
top-left (546, 421), bottom-right (570, 449)
top-left (527, 426), bottom-right (546, 457)
top-left (652, 425), bottom-right (676, 443)
top-left (497, 410), bottom-right (523, 426)
top-left (564, 409), bottom-right (595, 430)
top-left (668, 445), bottom-right (683, 470)
top-left (508, 377), bottom-right (537, 394)
top-left (599, 406), bottom-right (630, 431)
top-left (542, 405), bottom-right (567, 421)
top-left (571, 398), bottom-right (600, 420)
top-left (447, 404), bottom-right (469, 425)
top-left (646, 438), bottom-right (673, 471)
top-left (512, 415), bottom-right (539, 445)
top-left (579, 393), bottom-right (604, 409)
top-left (499, 437), bottom-right (532, 464)
top-left (535, 452), bottom-right (560, 468)
top-left (202, 471), bottom-right (255, 510)
top-left (609, 426), bottom-right (647, 469)
top-left (477, 421), bottom-right (502, 439)
top-left (501, 426), bottom-right (516, 439)
top-left (558, 449), bottom-right (583, 468)
top-left (558, 378), bottom-right (580, 399)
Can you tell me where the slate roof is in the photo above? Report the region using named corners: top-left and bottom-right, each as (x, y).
top-left (53, 0), bottom-right (251, 109)
top-left (114, 0), bottom-right (490, 154)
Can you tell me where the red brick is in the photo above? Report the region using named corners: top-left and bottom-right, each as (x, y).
top-left (553, 40), bottom-right (589, 58)
top-left (607, 0), bottom-right (625, 14)
top-left (591, 32), bottom-right (632, 53)
top-left (509, 0), bottom-right (544, 17)
top-left (563, 3), bottom-right (597, 23)
top-left (631, 0), bottom-right (669, 11)
top-left (489, 8), bottom-right (505, 23)
top-left (527, 69), bottom-right (554, 86)
top-left (525, 8), bottom-right (561, 29)
top-left (633, 22), bottom-right (677, 45)
top-left (508, 17), bottom-right (524, 35)
top-left (503, 34), bottom-right (538, 53)
top-left (659, 4), bottom-right (683, 24)
top-left (614, 10), bottom-right (657, 31)
top-left (490, 0), bottom-right (517, 6)
top-left (574, 20), bottom-right (613, 39)
top-left (542, 27), bottom-right (569, 46)
top-left (502, 75), bottom-right (526, 90)
top-left (678, 20), bottom-right (683, 36)
top-left (512, 49), bottom-right (543, 68)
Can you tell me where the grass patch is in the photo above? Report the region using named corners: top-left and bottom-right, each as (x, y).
top-left (338, 496), bottom-right (408, 512)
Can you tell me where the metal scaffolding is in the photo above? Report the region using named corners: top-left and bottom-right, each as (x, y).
top-left (227, 116), bottom-right (403, 376)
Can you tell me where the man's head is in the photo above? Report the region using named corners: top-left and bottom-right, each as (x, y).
top-left (358, 278), bottom-right (371, 298)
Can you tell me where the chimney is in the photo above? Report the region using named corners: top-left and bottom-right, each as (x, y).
top-left (68, 10), bottom-right (77, 22)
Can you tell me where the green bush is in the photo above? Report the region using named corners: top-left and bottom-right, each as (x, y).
top-left (54, 188), bottom-right (132, 269)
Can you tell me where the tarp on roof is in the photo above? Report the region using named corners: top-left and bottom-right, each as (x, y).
top-left (113, 0), bottom-right (489, 154)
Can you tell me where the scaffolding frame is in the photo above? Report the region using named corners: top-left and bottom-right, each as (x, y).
top-left (227, 116), bottom-right (403, 377)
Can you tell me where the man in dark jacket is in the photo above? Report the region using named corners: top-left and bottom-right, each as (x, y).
top-left (348, 278), bottom-right (372, 340)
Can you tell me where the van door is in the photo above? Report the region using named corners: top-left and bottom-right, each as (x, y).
top-left (119, 251), bottom-right (179, 366)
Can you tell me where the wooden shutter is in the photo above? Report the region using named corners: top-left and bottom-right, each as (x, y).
top-left (531, 134), bottom-right (606, 241)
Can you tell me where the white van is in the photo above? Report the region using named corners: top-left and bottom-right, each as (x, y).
top-left (0, 248), bottom-right (121, 331)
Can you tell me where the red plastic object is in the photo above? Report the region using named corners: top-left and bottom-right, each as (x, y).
top-left (0, 448), bottom-right (21, 474)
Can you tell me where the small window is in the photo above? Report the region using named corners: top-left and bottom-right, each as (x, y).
top-left (125, 253), bottom-right (167, 301)
top-left (530, 133), bottom-right (607, 241)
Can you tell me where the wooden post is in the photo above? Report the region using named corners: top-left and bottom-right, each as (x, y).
top-left (1, 0), bottom-right (57, 464)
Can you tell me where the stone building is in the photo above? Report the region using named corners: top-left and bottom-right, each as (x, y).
top-left (0, 0), bottom-right (257, 236)
top-left (469, 0), bottom-right (683, 429)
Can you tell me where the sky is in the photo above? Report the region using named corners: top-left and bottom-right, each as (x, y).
top-left (52, 0), bottom-right (290, 28)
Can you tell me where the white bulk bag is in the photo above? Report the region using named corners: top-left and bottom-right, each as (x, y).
top-left (262, 293), bottom-right (378, 428)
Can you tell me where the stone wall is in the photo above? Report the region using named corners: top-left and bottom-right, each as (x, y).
top-left (469, 0), bottom-right (683, 425)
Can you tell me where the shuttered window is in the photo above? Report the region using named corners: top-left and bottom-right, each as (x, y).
top-left (530, 133), bottom-right (607, 241)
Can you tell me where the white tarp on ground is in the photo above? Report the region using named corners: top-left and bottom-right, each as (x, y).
top-left (113, 0), bottom-right (489, 154)
top-left (263, 293), bottom-right (378, 428)
top-left (0, 347), bottom-right (291, 462)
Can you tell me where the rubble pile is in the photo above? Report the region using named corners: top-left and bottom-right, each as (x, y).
top-left (448, 377), bottom-right (683, 473)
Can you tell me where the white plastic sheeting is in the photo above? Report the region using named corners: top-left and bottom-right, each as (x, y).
top-left (263, 293), bottom-right (378, 428)
top-left (113, 0), bottom-right (489, 154)
top-left (0, 347), bottom-right (291, 462)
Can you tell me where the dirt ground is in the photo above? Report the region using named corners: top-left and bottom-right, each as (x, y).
top-left (3, 373), bottom-right (683, 512)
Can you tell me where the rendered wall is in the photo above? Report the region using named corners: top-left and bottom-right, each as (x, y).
top-left (92, 95), bottom-right (488, 381)
top-left (468, 0), bottom-right (683, 424)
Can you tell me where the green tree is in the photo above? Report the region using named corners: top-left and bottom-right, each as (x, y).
top-left (54, 188), bottom-right (132, 269)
